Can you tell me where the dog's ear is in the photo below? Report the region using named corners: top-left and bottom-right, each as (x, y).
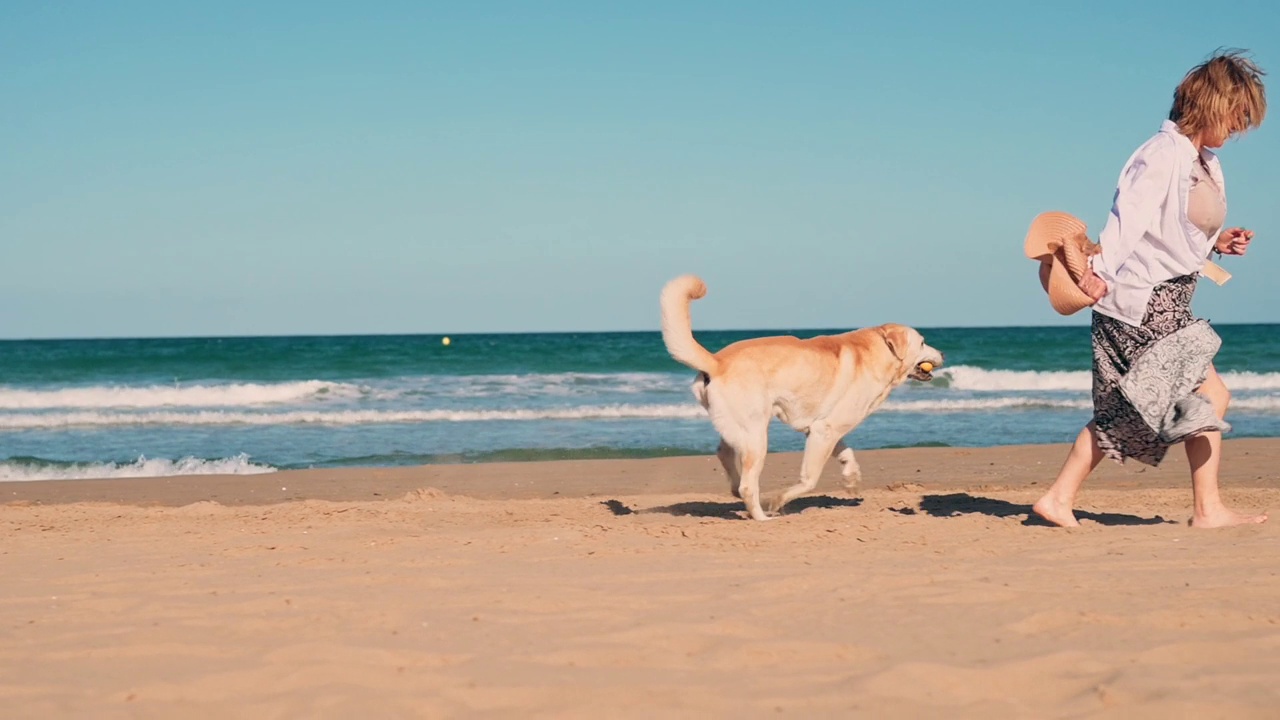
top-left (878, 325), bottom-right (909, 361)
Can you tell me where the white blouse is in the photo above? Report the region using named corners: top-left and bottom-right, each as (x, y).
top-left (1089, 120), bottom-right (1226, 326)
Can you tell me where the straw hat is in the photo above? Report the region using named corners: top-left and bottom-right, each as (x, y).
top-left (1024, 211), bottom-right (1102, 315)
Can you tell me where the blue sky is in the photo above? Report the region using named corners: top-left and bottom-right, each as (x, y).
top-left (3, 1), bottom-right (1278, 338)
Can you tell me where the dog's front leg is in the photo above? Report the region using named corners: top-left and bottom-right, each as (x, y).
top-left (768, 425), bottom-right (842, 515)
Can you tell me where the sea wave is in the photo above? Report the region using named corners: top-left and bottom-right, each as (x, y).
top-left (0, 404), bottom-right (712, 429)
top-left (5, 369), bottom-right (1278, 413)
top-left (0, 396), bottom-right (1126, 429)
top-left (2, 388), bottom-right (1277, 430)
top-left (937, 366), bottom-right (1091, 392)
top-left (937, 366), bottom-right (1280, 393)
top-left (393, 372), bottom-right (689, 399)
top-left (0, 380), bottom-right (362, 410)
top-left (886, 397), bottom-right (1093, 412)
top-left (0, 453), bottom-right (277, 481)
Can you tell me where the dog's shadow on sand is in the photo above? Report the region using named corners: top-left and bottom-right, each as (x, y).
top-left (602, 495), bottom-right (862, 520)
top-left (603, 493), bottom-right (1172, 525)
top-left (916, 493), bottom-right (1175, 526)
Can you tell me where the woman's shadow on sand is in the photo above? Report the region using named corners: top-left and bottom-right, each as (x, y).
top-left (914, 493), bottom-right (1175, 526)
top-left (602, 495), bottom-right (862, 520)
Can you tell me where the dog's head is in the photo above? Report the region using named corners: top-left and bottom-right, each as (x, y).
top-left (875, 324), bottom-right (944, 383)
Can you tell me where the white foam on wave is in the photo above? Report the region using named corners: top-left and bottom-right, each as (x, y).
top-left (2, 387), bottom-right (1276, 429)
top-left (885, 397), bottom-right (1093, 412)
top-left (0, 404), bottom-right (713, 429)
top-left (0, 396), bottom-right (1143, 429)
top-left (0, 453), bottom-right (277, 482)
top-left (1215, 371), bottom-right (1280, 391)
top-left (387, 372), bottom-right (688, 399)
top-left (0, 380), bottom-right (361, 410)
top-left (1228, 396), bottom-right (1280, 411)
top-left (940, 366), bottom-right (1091, 392)
top-left (938, 366), bottom-right (1280, 393)
top-left (7, 369), bottom-right (1275, 412)
top-left (890, 392), bottom-right (1280, 413)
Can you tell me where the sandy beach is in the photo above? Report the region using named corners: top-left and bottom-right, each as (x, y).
top-left (4, 439), bottom-right (1280, 718)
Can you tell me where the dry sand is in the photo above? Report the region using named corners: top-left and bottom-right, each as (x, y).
top-left (4, 439), bottom-right (1280, 718)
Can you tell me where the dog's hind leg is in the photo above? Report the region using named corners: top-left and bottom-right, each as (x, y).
top-left (833, 440), bottom-right (862, 494)
top-left (768, 424), bottom-right (842, 515)
top-left (716, 439), bottom-right (742, 498)
top-left (704, 383), bottom-right (770, 520)
top-left (701, 381), bottom-right (768, 515)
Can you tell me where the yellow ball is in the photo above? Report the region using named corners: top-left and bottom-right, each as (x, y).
top-left (919, 361), bottom-right (934, 373)
top-left (442, 336), bottom-right (451, 346)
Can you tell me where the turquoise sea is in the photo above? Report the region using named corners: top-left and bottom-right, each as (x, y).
top-left (2, 324), bottom-right (1279, 481)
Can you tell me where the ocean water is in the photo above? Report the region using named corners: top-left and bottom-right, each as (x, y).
top-left (3, 325), bottom-right (1280, 481)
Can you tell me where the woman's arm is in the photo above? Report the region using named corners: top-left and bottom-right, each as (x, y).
top-left (1089, 136), bottom-right (1178, 295)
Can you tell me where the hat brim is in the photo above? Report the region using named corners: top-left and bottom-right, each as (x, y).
top-left (1026, 211), bottom-right (1096, 315)
top-left (1044, 254), bottom-right (1095, 315)
top-left (1025, 211), bottom-right (1088, 260)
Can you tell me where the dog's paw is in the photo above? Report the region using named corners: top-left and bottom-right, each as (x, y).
top-left (842, 472), bottom-right (863, 495)
top-left (764, 495), bottom-right (789, 515)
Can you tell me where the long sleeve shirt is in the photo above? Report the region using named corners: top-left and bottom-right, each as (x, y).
top-left (1089, 120), bottom-right (1226, 326)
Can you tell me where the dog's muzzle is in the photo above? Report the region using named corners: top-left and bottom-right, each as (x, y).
top-left (909, 361), bottom-right (938, 383)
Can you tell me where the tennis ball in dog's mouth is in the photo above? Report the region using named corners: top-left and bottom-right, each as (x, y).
top-left (919, 362), bottom-right (934, 373)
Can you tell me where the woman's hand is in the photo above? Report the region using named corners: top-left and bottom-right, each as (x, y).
top-left (1216, 227), bottom-right (1254, 256)
top-left (1077, 265), bottom-right (1108, 302)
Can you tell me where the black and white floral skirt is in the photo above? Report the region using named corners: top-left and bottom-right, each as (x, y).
top-left (1091, 274), bottom-right (1209, 465)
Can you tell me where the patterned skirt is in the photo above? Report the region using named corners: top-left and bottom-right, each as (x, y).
top-left (1091, 274), bottom-right (1207, 465)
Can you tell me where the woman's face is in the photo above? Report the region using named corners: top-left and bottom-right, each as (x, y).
top-left (1199, 124), bottom-right (1229, 149)
top-left (1200, 107), bottom-right (1250, 148)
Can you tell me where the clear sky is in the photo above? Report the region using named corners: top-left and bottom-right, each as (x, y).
top-left (3, 1), bottom-right (1278, 338)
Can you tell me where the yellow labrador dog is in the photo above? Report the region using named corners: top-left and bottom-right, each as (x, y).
top-left (660, 275), bottom-right (943, 521)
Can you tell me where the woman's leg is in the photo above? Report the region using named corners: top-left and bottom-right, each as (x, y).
top-left (1033, 423), bottom-right (1105, 527)
top-left (1186, 365), bottom-right (1268, 527)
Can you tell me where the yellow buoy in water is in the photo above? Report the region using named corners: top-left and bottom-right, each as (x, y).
top-left (442, 336), bottom-right (451, 346)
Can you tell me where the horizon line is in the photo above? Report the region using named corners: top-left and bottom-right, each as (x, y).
top-left (4, 320), bottom-right (1280, 343)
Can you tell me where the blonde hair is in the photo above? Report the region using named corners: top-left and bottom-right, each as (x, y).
top-left (1169, 49), bottom-right (1267, 140)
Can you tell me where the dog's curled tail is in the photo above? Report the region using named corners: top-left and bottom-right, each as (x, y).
top-left (660, 275), bottom-right (720, 376)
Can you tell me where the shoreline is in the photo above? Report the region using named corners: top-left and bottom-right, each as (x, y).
top-left (6, 437), bottom-right (1278, 508)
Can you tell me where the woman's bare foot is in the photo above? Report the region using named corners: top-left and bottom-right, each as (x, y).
top-left (1190, 506), bottom-right (1269, 528)
top-left (1032, 493), bottom-right (1081, 528)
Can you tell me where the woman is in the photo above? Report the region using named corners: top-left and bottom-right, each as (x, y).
top-left (1033, 49), bottom-right (1268, 528)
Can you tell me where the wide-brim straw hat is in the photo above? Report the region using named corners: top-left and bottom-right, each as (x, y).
top-left (1024, 211), bottom-right (1101, 316)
